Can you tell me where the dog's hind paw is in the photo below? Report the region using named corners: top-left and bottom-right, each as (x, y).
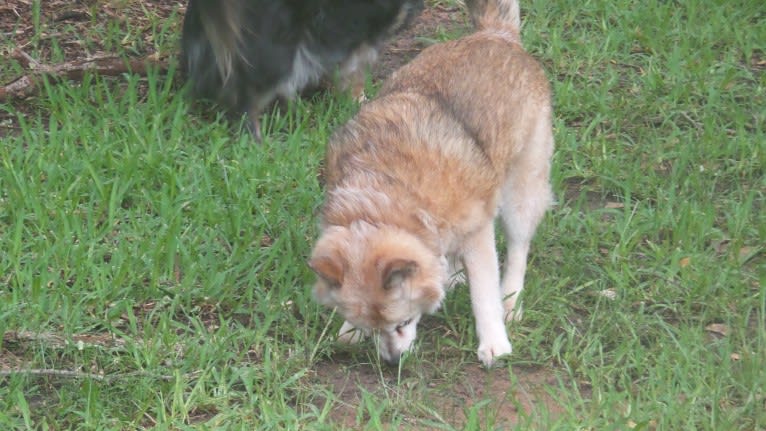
top-left (504, 304), bottom-right (523, 323)
top-left (477, 338), bottom-right (512, 367)
top-left (503, 296), bottom-right (524, 322)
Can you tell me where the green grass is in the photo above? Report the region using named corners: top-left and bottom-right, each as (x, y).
top-left (1, 0), bottom-right (764, 429)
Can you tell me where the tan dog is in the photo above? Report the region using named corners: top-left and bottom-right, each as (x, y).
top-left (309, 0), bottom-right (553, 367)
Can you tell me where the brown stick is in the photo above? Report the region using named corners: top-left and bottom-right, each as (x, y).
top-left (0, 368), bottom-right (180, 382)
top-left (3, 330), bottom-right (128, 350)
top-left (0, 50), bottom-right (169, 102)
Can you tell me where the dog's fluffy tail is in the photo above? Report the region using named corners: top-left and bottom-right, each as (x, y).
top-left (465, 0), bottom-right (521, 32)
top-left (188, 0), bottom-right (243, 84)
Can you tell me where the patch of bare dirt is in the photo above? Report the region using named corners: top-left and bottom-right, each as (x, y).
top-left (0, 1), bottom-right (464, 81)
top-left (0, 1), bottom-right (466, 135)
top-left (309, 353), bottom-right (569, 429)
top-left (0, 0), bottom-right (183, 136)
top-left (0, 0), bottom-right (182, 63)
top-left (375, 4), bottom-right (470, 80)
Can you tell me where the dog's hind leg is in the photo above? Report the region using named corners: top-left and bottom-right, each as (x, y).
top-left (244, 89), bottom-right (280, 142)
top-left (462, 222), bottom-right (512, 367)
top-left (246, 110), bottom-right (263, 142)
top-left (499, 112), bottom-right (553, 322)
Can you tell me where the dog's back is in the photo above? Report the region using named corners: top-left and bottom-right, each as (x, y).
top-left (328, 0), bottom-right (552, 196)
top-left (324, 0), bottom-right (552, 235)
top-left (376, 0), bottom-right (551, 177)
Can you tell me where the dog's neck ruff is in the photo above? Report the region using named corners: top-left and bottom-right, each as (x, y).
top-left (322, 185), bottom-right (446, 255)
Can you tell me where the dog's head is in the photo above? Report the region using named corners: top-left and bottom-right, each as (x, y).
top-left (309, 221), bottom-right (446, 364)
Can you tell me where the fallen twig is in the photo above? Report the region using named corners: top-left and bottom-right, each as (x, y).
top-left (0, 49), bottom-right (169, 102)
top-left (0, 75), bottom-right (37, 101)
top-left (0, 368), bottom-right (182, 382)
top-left (9, 49), bottom-right (41, 69)
top-left (0, 368), bottom-right (109, 381)
top-left (3, 330), bottom-right (127, 350)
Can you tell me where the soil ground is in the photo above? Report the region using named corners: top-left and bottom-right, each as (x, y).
top-left (311, 353), bottom-right (567, 428)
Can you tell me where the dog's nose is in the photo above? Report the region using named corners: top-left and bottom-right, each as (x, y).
top-left (383, 354), bottom-right (401, 367)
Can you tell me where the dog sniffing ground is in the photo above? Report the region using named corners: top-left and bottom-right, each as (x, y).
top-left (0, 1), bottom-right (570, 427)
top-left (2, 0), bottom-right (762, 429)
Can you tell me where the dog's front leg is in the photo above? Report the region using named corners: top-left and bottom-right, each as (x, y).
top-left (338, 44), bottom-right (379, 103)
top-left (462, 222), bottom-right (512, 367)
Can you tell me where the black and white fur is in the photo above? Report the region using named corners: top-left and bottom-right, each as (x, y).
top-left (181, 0), bottom-right (423, 139)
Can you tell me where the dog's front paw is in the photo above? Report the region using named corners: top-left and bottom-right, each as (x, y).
top-left (477, 338), bottom-right (512, 367)
top-left (337, 320), bottom-right (366, 344)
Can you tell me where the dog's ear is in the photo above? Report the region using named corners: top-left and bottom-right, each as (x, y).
top-left (381, 258), bottom-right (418, 290)
top-left (308, 255), bottom-right (343, 289)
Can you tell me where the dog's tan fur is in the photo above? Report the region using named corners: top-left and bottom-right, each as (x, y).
top-left (309, 0), bottom-right (553, 367)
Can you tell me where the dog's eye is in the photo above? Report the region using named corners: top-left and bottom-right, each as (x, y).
top-left (395, 318), bottom-right (413, 333)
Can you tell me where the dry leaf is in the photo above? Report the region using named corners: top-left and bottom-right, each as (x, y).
top-left (711, 239), bottom-right (730, 254)
top-left (605, 202), bottom-right (624, 209)
top-left (738, 246), bottom-right (759, 263)
top-left (679, 257), bottom-right (691, 268)
top-left (705, 323), bottom-right (730, 337)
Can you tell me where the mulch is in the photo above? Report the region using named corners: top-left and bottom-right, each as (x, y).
top-left (0, 0), bottom-right (183, 101)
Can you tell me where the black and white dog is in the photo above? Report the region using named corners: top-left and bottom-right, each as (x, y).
top-left (181, 0), bottom-right (423, 139)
